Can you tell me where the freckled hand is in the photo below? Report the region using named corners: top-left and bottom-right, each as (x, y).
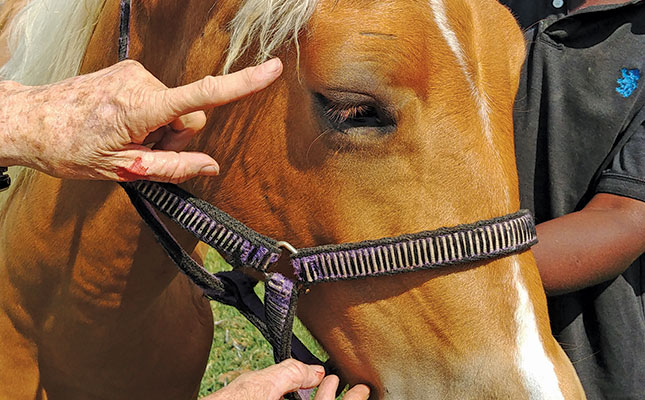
top-left (0, 58), bottom-right (282, 183)
top-left (112, 58), bottom-right (283, 184)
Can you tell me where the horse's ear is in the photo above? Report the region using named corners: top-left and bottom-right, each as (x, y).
top-left (476, 2), bottom-right (526, 103)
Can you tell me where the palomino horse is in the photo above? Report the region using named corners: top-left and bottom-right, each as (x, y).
top-left (0, 0), bottom-right (585, 398)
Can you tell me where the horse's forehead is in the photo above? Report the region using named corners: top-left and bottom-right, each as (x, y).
top-left (310, 0), bottom-right (436, 41)
top-left (302, 0), bottom-right (459, 96)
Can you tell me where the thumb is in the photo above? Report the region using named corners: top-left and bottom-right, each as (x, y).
top-left (265, 360), bottom-right (326, 399)
top-left (157, 58), bottom-right (283, 122)
top-left (115, 147), bottom-right (219, 183)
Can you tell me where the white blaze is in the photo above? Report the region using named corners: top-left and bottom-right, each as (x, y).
top-left (428, 0), bottom-right (493, 142)
top-left (512, 259), bottom-right (565, 399)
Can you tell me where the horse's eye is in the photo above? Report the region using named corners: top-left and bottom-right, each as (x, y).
top-left (315, 93), bottom-right (395, 132)
top-left (326, 103), bottom-right (380, 126)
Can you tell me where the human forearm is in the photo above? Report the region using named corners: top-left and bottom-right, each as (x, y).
top-left (532, 193), bottom-right (645, 295)
top-left (0, 80), bottom-right (29, 166)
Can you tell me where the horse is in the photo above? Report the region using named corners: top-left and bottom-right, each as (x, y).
top-left (0, 0), bottom-right (586, 398)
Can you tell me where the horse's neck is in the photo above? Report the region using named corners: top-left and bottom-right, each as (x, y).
top-left (1, 172), bottom-right (197, 316)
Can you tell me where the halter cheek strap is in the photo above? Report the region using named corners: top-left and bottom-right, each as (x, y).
top-left (116, 6), bottom-right (317, 398)
top-left (120, 181), bottom-right (325, 400)
top-left (118, 0), bottom-right (131, 61)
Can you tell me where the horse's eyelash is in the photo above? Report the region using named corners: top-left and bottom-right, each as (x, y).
top-left (325, 103), bottom-right (372, 124)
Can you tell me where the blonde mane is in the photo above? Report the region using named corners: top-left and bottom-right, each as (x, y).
top-left (0, 0), bottom-right (107, 85)
top-left (0, 0), bottom-right (320, 83)
top-left (223, 0), bottom-right (319, 73)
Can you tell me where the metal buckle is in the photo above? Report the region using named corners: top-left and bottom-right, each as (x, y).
top-left (276, 241), bottom-right (298, 255)
top-left (275, 241), bottom-right (311, 294)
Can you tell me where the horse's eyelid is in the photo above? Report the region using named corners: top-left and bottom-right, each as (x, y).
top-left (315, 92), bottom-right (397, 126)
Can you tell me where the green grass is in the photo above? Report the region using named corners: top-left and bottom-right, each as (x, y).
top-left (198, 250), bottom-right (328, 397)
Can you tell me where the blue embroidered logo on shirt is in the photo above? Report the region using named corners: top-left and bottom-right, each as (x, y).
top-left (616, 68), bottom-right (641, 98)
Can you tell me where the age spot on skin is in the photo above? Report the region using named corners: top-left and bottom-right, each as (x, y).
top-left (116, 157), bottom-right (149, 181)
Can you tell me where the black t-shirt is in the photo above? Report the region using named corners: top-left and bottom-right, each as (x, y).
top-left (597, 122), bottom-right (645, 201)
top-left (497, 0), bottom-right (644, 29)
top-left (512, 2), bottom-right (644, 399)
top-left (500, 0), bottom-right (572, 28)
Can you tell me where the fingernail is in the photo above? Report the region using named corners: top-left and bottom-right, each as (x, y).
top-left (261, 58), bottom-right (282, 75)
top-left (199, 165), bottom-right (219, 175)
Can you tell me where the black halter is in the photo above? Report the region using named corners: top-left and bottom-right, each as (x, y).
top-left (117, 3), bottom-right (538, 399)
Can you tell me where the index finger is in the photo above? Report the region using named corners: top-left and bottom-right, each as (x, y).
top-left (160, 58), bottom-right (283, 118)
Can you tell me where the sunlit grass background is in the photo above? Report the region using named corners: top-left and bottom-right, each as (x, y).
top-left (198, 250), bottom-right (328, 398)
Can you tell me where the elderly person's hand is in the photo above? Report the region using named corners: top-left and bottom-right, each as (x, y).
top-left (0, 58), bottom-right (282, 183)
top-left (202, 359), bottom-right (370, 400)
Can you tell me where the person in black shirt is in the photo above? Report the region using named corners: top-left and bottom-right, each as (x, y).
top-left (502, 1), bottom-right (645, 398)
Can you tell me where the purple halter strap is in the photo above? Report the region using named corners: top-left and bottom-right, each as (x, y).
top-left (293, 212), bottom-right (536, 286)
top-left (121, 181), bottom-right (538, 397)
